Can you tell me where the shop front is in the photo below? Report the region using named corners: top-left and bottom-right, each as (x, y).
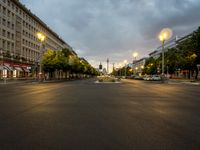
top-left (0, 61), bottom-right (32, 79)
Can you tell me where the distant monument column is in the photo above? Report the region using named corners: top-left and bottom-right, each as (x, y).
top-left (107, 58), bottom-right (109, 74)
top-left (99, 62), bottom-right (103, 75)
top-left (99, 62), bottom-right (102, 70)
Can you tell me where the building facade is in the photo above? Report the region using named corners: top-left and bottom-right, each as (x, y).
top-left (149, 33), bottom-right (193, 59)
top-left (132, 57), bottom-right (147, 75)
top-left (0, 0), bottom-right (73, 78)
top-left (149, 36), bottom-right (179, 59)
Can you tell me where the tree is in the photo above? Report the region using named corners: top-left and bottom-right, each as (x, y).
top-left (42, 48), bottom-right (98, 79)
top-left (42, 49), bottom-right (56, 73)
top-left (176, 27), bottom-right (200, 78)
top-left (164, 48), bottom-right (184, 74)
top-left (144, 57), bottom-right (159, 75)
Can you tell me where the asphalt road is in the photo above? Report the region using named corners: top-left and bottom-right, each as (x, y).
top-left (0, 79), bottom-right (200, 150)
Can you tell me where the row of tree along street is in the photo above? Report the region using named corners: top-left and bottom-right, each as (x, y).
top-left (41, 48), bottom-right (99, 79)
top-left (113, 27), bottom-right (200, 79)
top-left (112, 66), bottom-right (133, 77)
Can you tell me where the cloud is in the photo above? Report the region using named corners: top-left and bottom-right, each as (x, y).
top-left (20, 0), bottom-right (200, 68)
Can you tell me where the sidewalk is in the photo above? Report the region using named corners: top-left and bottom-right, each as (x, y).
top-left (121, 78), bottom-right (200, 86)
top-left (168, 79), bottom-right (200, 85)
top-left (0, 79), bottom-right (36, 85)
top-left (0, 78), bottom-right (90, 85)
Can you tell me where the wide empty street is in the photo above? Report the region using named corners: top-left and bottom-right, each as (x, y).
top-left (0, 79), bottom-right (200, 150)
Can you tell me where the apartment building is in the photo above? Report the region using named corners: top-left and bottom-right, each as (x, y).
top-left (0, 0), bottom-right (73, 78)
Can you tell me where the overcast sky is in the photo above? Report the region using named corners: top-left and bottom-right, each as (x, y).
top-left (20, 0), bottom-right (200, 70)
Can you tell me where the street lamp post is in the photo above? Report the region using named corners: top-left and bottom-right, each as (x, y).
top-left (159, 28), bottom-right (173, 80)
top-left (119, 63), bottom-right (122, 77)
top-left (124, 60), bottom-right (127, 78)
top-left (141, 65), bottom-right (144, 75)
top-left (133, 52), bottom-right (138, 62)
top-left (36, 32), bottom-right (45, 81)
top-left (107, 58), bottom-right (109, 75)
top-left (0, 48), bottom-right (6, 84)
top-left (132, 52), bottom-right (138, 75)
top-left (161, 39), bottom-right (165, 76)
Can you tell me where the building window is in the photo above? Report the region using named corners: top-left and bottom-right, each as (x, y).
top-left (2, 40), bottom-right (6, 49)
top-left (12, 13), bottom-right (15, 19)
top-left (8, 0), bottom-right (11, 7)
top-left (7, 32), bottom-right (10, 39)
top-left (3, 7), bottom-right (6, 15)
top-left (7, 21), bottom-right (10, 28)
top-left (3, 19), bottom-right (6, 26)
top-left (7, 41), bottom-right (10, 51)
top-left (11, 43), bottom-right (14, 51)
top-left (12, 24), bottom-right (14, 30)
top-left (3, 30), bottom-right (6, 37)
top-left (12, 3), bottom-right (14, 10)
top-left (11, 34), bottom-right (14, 40)
top-left (7, 10), bottom-right (10, 17)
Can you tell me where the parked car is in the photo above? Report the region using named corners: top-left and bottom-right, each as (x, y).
top-left (143, 75), bottom-right (153, 81)
top-left (134, 76), bottom-right (144, 80)
top-left (152, 75), bottom-right (161, 81)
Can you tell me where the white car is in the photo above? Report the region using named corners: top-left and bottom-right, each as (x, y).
top-left (152, 75), bottom-right (161, 81)
top-left (143, 75), bottom-right (153, 81)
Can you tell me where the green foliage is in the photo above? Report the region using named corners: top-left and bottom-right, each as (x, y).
top-left (62, 48), bottom-right (73, 57)
top-left (42, 49), bottom-right (56, 72)
top-left (164, 48), bottom-right (183, 74)
top-left (112, 66), bottom-right (132, 76)
top-left (42, 49), bottom-right (97, 76)
top-left (144, 57), bottom-right (159, 75)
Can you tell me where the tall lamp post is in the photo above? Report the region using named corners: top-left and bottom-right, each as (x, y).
top-left (106, 58), bottom-right (109, 75)
top-left (158, 28), bottom-right (172, 79)
top-left (119, 63), bottom-right (122, 77)
top-left (132, 52), bottom-right (138, 75)
top-left (0, 48), bottom-right (6, 84)
top-left (124, 60), bottom-right (127, 78)
top-left (36, 32), bottom-right (45, 81)
top-left (132, 52), bottom-right (138, 62)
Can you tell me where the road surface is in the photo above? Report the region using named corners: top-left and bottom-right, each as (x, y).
top-left (0, 79), bottom-right (200, 150)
